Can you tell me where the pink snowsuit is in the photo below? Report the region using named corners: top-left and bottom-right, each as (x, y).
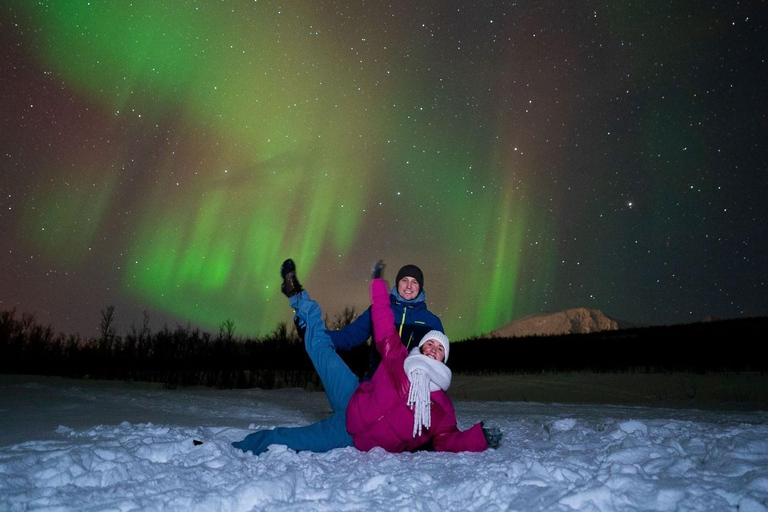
top-left (345, 279), bottom-right (488, 452)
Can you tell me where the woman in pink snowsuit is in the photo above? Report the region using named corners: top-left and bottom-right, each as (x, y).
top-left (232, 260), bottom-right (494, 456)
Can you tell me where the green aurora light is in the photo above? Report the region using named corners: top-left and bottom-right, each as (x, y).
top-left (11, 1), bottom-right (578, 338)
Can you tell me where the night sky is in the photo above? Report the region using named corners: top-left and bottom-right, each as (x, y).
top-left (1, 1), bottom-right (766, 340)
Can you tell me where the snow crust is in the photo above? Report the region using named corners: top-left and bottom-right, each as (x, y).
top-left (1, 376), bottom-right (767, 511)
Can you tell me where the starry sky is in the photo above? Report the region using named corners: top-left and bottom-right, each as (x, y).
top-left (1, 1), bottom-right (766, 340)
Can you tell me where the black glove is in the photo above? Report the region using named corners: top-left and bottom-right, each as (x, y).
top-left (481, 422), bottom-right (502, 449)
top-left (371, 260), bottom-right (385, 279)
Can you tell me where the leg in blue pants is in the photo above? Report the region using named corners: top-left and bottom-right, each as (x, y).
top-left (233, 291), bottom-right (359, 455)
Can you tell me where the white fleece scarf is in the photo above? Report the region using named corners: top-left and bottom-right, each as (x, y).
top-left (403, 347), bottom-right (452, 437)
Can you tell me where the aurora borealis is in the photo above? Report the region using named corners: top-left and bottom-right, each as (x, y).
top-left (1, 1), bottom-right (766, 339)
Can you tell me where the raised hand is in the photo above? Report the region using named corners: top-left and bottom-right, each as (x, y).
top-left (371, 260), bottom-right (386, 280)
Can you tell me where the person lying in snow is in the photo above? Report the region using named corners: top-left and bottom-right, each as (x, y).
top-left (231, 259), bottom-right (502, 455)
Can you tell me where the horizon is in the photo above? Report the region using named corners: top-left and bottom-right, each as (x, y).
top-left (3, 302), bottom-right (764, 343)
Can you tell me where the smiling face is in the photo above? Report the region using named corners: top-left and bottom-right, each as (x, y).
top-left (420, 339), bottom-right (445, 362)
top-left (397, 276), bottom-right (420, 301)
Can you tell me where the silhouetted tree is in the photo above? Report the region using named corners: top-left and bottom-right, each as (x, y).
top-left (327, 306), bottom-right (357, 330)
top-left (219, 318), bottom-right (236, 340)
top-left (100, 306), bottom-right (116, 345)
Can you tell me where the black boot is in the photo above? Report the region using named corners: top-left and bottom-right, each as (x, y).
top-left (280, 258), bottom-right (303, 297)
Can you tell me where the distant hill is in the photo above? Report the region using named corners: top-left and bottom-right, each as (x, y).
top-left (453, 316), bottom-right (768, 374)
top-left (486, 308), bottom-right (619, 338)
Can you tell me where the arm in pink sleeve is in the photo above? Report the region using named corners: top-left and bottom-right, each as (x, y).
top-left (370, 279), bottom-right (410, 393)
top-left (370, 278), bottom-right (400, 358)
top-left (430, 398), bottom-right (489, 452)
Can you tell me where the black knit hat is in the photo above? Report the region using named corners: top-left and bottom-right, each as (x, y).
top-left (395, 264), bottom-right (424, 291)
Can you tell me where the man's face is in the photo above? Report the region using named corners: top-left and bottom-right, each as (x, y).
top-left (397, 276), bottom-right (420, 301)
top-left (420, 339), bottom-right (445, 362)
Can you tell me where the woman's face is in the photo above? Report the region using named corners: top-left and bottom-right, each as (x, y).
top-left (420, 339), bottom-right (445, 362)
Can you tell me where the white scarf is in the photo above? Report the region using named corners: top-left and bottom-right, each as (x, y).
top-left (403, 347), bottom-right (452, 437)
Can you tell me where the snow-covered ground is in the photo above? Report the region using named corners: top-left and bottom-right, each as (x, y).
top-left (1, 376), bottom-right (767, 512)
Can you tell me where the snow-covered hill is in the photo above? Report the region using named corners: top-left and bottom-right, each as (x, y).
top-left (2, 376), bottom-right (767, 511)
top-left (487, 308), bottom-right (619, 338)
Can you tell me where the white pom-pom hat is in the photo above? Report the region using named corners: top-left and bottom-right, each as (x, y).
top-left (418, 330), bottom-right (450, 363)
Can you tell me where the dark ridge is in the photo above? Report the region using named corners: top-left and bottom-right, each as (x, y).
top-left (450, 316), bottom-right (768, 374)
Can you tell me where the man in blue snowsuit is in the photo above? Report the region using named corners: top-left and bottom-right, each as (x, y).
top-left (328, 264), bottom-right (444, 376)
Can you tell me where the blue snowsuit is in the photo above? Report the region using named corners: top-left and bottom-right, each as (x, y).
top-left (232, 291), bottom-right (358, 455)
top-left (328, 287), bottom-right (443, 375)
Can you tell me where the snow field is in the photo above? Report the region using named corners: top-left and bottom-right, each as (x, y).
top-left (1, 378), bottom-right (767, 511)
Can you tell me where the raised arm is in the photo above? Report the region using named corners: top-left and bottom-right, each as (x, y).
top-left (370, 277), bottom-right (412, 397)
top-left (370, 278), bottom-right (402, 359)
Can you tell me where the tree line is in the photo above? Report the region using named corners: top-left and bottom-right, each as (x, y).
top-left (2, 307), bottom-right (765, 390)
top-left (0, 306), bottom-right (367, 389)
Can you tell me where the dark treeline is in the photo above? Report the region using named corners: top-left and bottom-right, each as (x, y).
top-left (0, 307), bottom-right (368, 389)
top-left (450, 316), bottom-right (768, 374)
top-left (2, 308), bottom-right (765, 390)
